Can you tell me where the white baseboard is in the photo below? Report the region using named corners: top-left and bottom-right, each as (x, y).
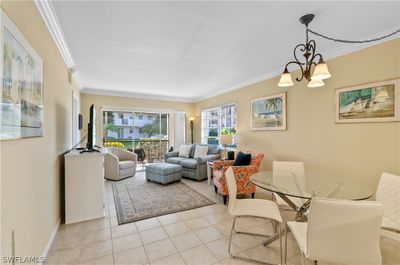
top-left (38, 219), bottom-right (60, 265)
top-left (381, 229), bottom-right (400, 242)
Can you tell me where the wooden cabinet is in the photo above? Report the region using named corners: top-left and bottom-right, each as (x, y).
top-left (65, 150), bottom-right (105, 224)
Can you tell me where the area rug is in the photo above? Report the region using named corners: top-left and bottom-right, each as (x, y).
top-left (112, 179), bottom-right (215, 225)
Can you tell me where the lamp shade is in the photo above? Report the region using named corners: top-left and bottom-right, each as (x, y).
top-left (307, 78), bottom-right (325, 88)
top-left (278, 70), bottom-right (294, 87)
top-left (311, 61), bottom-right (331, 80)
top-left (219, 134), bottom-right (233, 146)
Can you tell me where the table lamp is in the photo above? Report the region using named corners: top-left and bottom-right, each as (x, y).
top-left (219, 134), bottom-right (232, 160)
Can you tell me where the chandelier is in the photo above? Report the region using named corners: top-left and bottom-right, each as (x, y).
top-left (278, 14), bottom-right (400, 88)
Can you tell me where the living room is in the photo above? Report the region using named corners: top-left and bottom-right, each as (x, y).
top-left (0, 1), bottom-right (399, 265)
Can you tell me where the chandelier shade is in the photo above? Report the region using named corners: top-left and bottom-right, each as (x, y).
top-left (307, 78), bottom-right (325, 88)
top-left (311, 59), bottom-right (331, 80)
top-left (277, 68), bottom-right (294, 87)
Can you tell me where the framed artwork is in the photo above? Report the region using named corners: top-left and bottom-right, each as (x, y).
top-left (1, 10), bottom-right (44, 140)
top-left (335, 79), bottom-right (400, 123)
top-left (251, 92), bottom-right (287, 130)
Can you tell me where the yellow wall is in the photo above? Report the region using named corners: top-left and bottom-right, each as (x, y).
top-left (1, 0), bottom-right (80, 258)
top-left (194, 39), bottom-right (400, 189)
top-left (80, 93), bottom-right (195, 146)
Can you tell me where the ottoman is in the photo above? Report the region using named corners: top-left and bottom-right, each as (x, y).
top-left (145, 163), bottom-right (182, 185)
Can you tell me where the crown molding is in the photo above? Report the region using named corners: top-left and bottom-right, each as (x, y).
top-left (32, 2), bottom-right (399, 103)
top-left (34, 0), bottom-right (79, 83)
top-left (195, 31), bottom-right (399, 102)
top-left (321, 27), bottom-right (400, 61)
top-left (81, 87), bottom-right (196, 103)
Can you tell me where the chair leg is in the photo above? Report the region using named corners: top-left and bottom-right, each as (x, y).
top-left (271, 220), bottom-right (278, 233)
top-left (285, 224), bottom-right (288, 264)
top-left (228, 216), bottom-right (237, 257)
top-left (223, 195), bottom-right (228, 205)
top-left (214, 185), bottom-right (217, 194)
top-left (251, 192), bottom-right (255, 198)
top-left (300, 251), bottom-right (305, 265)
top-left (278, 222), bottom-right (283, 265)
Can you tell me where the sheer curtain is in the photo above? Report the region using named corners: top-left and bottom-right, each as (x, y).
top-left (173, 112), bottom-right (186, 151)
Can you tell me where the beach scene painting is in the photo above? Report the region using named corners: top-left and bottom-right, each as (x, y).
top-left (251, 92), bottom-right (286, 130)
top-left (335, 79), bottom-right (399, 123)
top-left (1, 11), bottom-right (43, 140)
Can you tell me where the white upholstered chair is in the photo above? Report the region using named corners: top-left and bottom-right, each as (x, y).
top-left (225, 167), bottom-right (283, 265)
top-left (272, 161), bottom-right (306, 210)
top-left (376, 172), bottom-right (400, 232)
top-left (285, 197), bottom-right (384, 265)
top-left (105, 147), bottom-right (137, 181)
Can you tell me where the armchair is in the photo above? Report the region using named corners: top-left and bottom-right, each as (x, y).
top-left (105, 147), bottom-right (137, 181)
top-left (213, 151), bottom-right (264, 204)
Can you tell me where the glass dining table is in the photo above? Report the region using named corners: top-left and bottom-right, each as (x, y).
top-left (251, 171), bottom-right (375, 245)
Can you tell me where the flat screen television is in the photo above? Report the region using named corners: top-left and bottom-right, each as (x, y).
top-left (81, 104), bottom-right (99, 153)
top-left (87, 104), bottom-right (96, 149)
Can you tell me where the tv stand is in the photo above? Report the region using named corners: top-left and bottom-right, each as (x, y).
top-left (79, 147), bottom-right (101, 154)
top-left (65, 150), bottom-right (105, 224)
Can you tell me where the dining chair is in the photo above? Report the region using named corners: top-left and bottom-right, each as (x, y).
top-left (272, 161), bottom-right (306, 211)
top-left (225, 167), bottom-right (284, 265)
top-left (285, 197), bottom-right (384, 265)
top-left (376, 172), bottom-right (400, 233)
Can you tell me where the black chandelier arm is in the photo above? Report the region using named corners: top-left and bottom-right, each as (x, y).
top-left (307, 40), bottom-right (316, 56)
top-left (307, 28), bottom-right (400, 44)
top-left (306, 39), bottom-right (317, 70)
top-left (293, 43), bottom-right (307, 66)
top-left (284, 61), bottom-right (305, 82)
top-left (312, 53), bottom-right (324, 63)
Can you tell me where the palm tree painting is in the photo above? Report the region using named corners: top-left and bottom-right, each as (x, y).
top-left (251, 92), bottom-right (287, 130)
top-left (1, 18), bottom-right (43, 140)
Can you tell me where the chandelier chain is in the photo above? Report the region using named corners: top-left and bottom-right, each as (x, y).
top-left (307, 28), bottom-right (400, 44)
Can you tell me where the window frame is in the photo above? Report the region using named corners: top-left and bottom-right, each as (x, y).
top-left (201, 103), bottom-right (237, 146)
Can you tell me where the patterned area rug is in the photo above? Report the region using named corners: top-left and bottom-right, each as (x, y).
top-left (112, 178), bottom-right (215, 225)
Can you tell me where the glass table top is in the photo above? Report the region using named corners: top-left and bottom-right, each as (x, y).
top-left (251, 171), bottom-right (374, 200)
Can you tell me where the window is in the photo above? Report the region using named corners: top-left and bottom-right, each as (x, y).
top-left (201, 103), bottom-right (237, 147)
top-left (103, 110), bottom-right (169, 162)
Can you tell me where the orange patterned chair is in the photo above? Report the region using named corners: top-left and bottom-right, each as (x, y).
top-left (213, 151), bottom-right (264, 204)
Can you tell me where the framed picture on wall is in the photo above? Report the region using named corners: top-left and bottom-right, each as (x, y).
top-left (335, 79), bottom-right (400, 123)
top-left (251, 92), bottom-right (287, 130)
top-left (0, 10), bottom-right (44, 140)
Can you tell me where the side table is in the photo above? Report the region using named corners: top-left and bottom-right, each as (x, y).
top-left (207, 161), bottom-right (214, 185)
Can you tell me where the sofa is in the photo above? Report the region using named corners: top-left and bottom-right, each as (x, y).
top-left (105, 147), bottom-right (137, 181)
top-left (164, 144), bottom-right (221, 181)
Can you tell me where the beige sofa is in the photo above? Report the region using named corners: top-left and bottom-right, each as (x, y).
top-left (105, 147), bottom-right (137, 181)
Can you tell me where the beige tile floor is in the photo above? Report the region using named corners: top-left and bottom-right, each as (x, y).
top-left (45, 172), bottom-right (400, 265)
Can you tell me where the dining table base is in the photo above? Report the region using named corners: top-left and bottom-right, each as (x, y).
top-left (262, 194), bottom-right (310, 246)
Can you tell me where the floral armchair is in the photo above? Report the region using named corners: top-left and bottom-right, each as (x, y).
top-left (213, 151), bottom-right (264, 204)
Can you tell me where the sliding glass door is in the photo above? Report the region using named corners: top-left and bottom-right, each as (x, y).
top-left (103, 110), bottom-right (169, 163)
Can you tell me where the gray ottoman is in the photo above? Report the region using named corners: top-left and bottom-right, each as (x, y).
top-left (145, 163), bottom-right (182, 185)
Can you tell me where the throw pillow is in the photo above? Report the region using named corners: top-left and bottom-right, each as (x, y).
top-left (179, 144), bottom-right (192, 158)
top-left (233, 151), bottom-right (252, 166)
top-left (194, 145), bottom-right (208, 158)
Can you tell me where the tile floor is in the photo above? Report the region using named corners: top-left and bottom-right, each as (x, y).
top-left (45, 171), bottom-right (400, 265)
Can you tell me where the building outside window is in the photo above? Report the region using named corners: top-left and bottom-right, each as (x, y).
top-left (103, 111), bottom-right (169, 162)
top-left (201, 103), bottom-right (237, 147)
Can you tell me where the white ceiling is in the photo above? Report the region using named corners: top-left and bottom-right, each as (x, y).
top-left (52, 1), bottom-right (400, 102)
